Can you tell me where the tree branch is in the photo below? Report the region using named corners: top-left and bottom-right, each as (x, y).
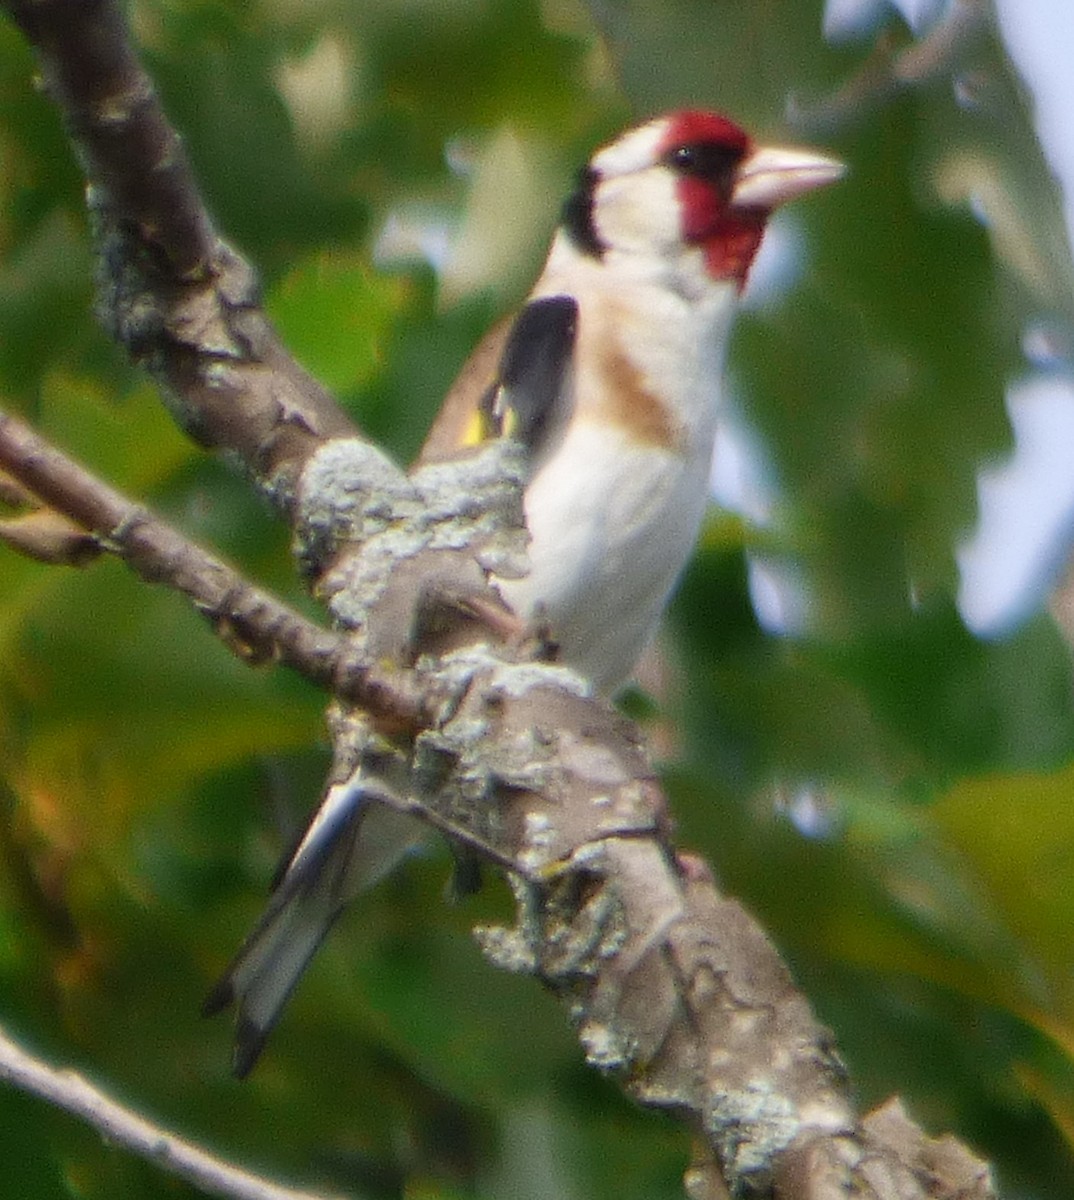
top-left (0, 1022), bottom-right (348, 1200)
top-left (0, 408), bottom-right (426, 730)
top-left (787, 0), bottom-right (988, 134)
top-left (4, 0), bottom-right (358, 510)
top-left (0, 0), bottom-right (1004, 1196)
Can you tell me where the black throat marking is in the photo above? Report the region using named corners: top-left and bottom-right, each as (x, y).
top-left (561, 166), bottom-right (606, 259)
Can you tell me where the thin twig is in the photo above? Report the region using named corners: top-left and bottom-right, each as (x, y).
top-left (0, 1022), bottom-right (348, 1200)
top-left (788, 0), bottom-right (988, 133)
top-left (0, 408), bottom-right (425, 729)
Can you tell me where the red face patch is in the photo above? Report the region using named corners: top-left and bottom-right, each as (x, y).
top-left (656, 110), bottom-right (765, 289)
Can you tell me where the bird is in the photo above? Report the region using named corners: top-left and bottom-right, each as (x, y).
top-left (417, 109), bottom-right (843, 689)
top-left (204, 109), bottom-right (844, 1076)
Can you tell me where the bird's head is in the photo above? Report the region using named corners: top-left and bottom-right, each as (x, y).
top-left (562, 110), bottom-right (844, 289)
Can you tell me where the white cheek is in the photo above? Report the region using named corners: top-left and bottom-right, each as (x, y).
top-left (593, 169), bottom-right (681, 253)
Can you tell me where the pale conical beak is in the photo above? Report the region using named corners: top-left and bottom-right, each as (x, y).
top-left (731, 145), bottom-right (845, 210)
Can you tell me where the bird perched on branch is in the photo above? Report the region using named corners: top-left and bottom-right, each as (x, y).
top-left (418, 109), bottom-right (842, 689)
top-left (205, 110), bottom-right (843, 1075)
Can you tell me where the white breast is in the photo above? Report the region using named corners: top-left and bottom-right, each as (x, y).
top-left (496, 239), bottom-right (738, 692)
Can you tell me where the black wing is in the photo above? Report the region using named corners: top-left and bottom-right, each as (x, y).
top-left (480, 294), bottom-right (578, 461)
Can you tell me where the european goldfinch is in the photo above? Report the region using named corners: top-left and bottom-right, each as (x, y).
top-left (205, 110), bottom-right (843, 1075)
top-left (419, 110), bottom-right (843, 689)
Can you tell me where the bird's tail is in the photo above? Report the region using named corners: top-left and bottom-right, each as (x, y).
top-left (203, 782), bottom-right (423, 1078)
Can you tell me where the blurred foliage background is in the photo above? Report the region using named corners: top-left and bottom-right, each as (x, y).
top-left (1, 0), bottom-right (1074, 1197)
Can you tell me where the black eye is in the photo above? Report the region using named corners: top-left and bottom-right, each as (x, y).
top-left (664, 141), bottom-right (742, 186)
top-left (669, 145), bottom-right (698, 171)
